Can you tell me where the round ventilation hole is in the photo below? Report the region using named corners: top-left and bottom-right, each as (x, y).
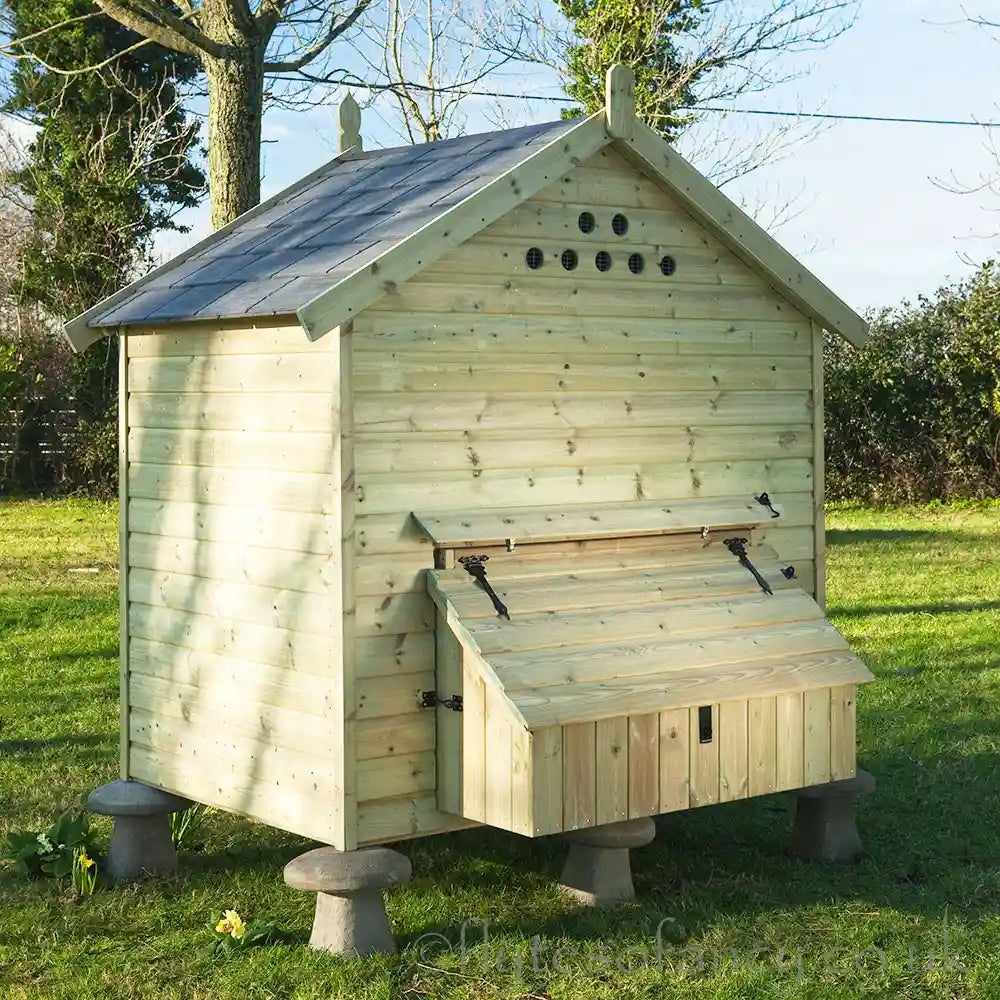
top-left (595, 251), bottom-right (612, 272)
top-left (627, 253), bottom-right (644, 275)
top-left (659, 254), bottom-right (677, 276)
top-left (525, 247), bottom-right (544, 270)
top-left (560, 249), bottom-right (579, 271)
top-left (611, 213), bottom-right (629, 236)
top-left (577, 211), bottom-right (596, 234)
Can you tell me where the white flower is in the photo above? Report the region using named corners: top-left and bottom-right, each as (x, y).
top-left (36, 833), bottom-right (55, 853)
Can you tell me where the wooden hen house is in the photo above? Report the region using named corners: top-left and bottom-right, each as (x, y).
top-left (65, 69), bottom-right (872, 852)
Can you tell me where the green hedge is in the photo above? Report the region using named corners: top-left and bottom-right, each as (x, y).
top-left (825, 263), bottom-right (1000, 502)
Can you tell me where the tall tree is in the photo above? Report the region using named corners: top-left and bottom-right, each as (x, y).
top-left (3, 1), bottom-right (371, 229)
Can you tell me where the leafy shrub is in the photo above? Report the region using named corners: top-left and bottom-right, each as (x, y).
top-left (825, 263), bottom-right (1000, 503)
top-left (4, 808), bottom-right (98, 880)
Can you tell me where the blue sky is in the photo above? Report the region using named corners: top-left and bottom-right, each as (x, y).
top-left (95, 1), bottom-right (1000, 315)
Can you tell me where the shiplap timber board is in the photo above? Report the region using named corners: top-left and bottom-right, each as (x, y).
top-left (354, 391), bottom-right (812, 433)
top-left (359, 458), bottom-right (812, 514)
top-left (357, 752), bottom-right (436, 800)
top-left (811, 321), bottom-right (827, 609)
top-left (748, 697), bottom-right (778, 797)
top-left (436, 625), bottom-right (463, 815)
top-left (128, 392), bottom-right (335, 433)
top-left (531, 728), bottom-right (564, 835)
top-left (658, 709), bottom-right (690, 811)
top-left (129, 499), bottom-right (338, 555)
top-left (356, 673), bottom-right (434, 721)
top-left (462, 653), bottom-right (487, 823)
top-left (355, 425), bottom-right (814, 475)
top-left (366, 279), bottom-right (802, 323)
top-left (129, 463), bottom-right (337, 514)
top-left (126, 322), bottom-right (313, 357)
top-left (511, 727), bottom-right (534, 835)
top-left (129, 532), bottom-right (338, 595)
top-left (562, 722), bottom-right (597, 830)
top-left (354, 312), bottom-right (812, 356)
top-left (718, 700), bottom-right (749, 803)
top-left (627, 714), bottom-right (659, 818)
top-left (356, 633), bottom-right (435, 677)
top-left (129, 427), bottom-right (335, 475)
top-left (595, 716), bottom-right (629, 825)
top-left (128, 353), bottom-right (332, 393)
top-left (775, 692), bottom-right (805, 791)
top-left (129, 603), bottom-right (336, 673)
top-left (356, 715), bottom-right (434, 761)
top-left (130, 746), bottom-right (342, 845)
top-left (514, 652), bottom-right (868, 729)
top-left (355, 591), bottom-right (433, 639)
top-left (484, 687), bottom-right (514, 830)
top-left (357, 792), bottom-right (475, 847)
top-left (354, 353), bottom-right (811, 395)
top-left (689, 705), bottom-right (720, 807)
top-left (415, 497), bottom-right (779, 549)
top-left (830, 685), bottom-right (857, 780)
top-left (804, 687), bottom-right (832, 786)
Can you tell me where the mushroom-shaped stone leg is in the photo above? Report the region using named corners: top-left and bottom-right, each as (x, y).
top-left (790, 770), bottom-right (876, 862)
top-left (284, 847), bottom-right (412, 957)
top-left (559, 817), bottom-right (656, 907)
top-left (87, 780), bottom-right (192, 882)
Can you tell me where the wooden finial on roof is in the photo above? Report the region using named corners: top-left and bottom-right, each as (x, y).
top-left (339, 92), bottom-right (363, 153)
top-left (605, 64), bottom-right (636, 140)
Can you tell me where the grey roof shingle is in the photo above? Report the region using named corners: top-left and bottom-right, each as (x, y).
top-left (91, 118), bottom-right (576, 329)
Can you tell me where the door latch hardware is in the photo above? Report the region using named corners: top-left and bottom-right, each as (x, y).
top-left (459, 554), bottom-right (510, 620)
top-left (724, 537), bottom-right (773, 596)
top-left (421, 691), bottom-right (463, 711)
top-left (754, 492), bottom-right (781, 518)
top-left (781, 565), bottom-right (796, 579)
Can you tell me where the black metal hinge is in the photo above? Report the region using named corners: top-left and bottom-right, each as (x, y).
top-left (421, 691), bottom-right (463, 712)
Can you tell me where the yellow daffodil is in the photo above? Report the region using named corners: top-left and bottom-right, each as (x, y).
top-left (215, 909), bottom-right (246, 940)
top-left (79, 851), bottom-right (95, 870)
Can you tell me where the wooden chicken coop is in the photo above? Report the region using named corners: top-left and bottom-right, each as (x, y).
top-left (65, 68), bottom-right (872, 852)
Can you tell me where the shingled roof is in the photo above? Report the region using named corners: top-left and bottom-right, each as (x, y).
top-left (81, 118), bottom-right (576, 331)
top-left (65, 75), bottom-right (868, 351)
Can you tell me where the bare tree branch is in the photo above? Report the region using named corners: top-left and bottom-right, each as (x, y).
top-left (93, 0), bottom-right (227, 59)
top-left (262, 1), bottom-right (373, 72)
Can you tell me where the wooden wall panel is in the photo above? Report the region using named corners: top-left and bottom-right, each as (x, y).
top-left (124, 324), bottom-right (347, 847)
top-left (352, 146), bottom-right (823, 845)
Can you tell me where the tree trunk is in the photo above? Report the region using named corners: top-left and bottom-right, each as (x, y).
top-left (204, 48), bottom-right (265, 229)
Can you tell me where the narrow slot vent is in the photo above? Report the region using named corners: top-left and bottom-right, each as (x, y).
top-left (698, 705), bottom-right (714, 744)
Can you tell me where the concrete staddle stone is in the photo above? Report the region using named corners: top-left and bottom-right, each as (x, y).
top-left (284, 847), bottom-right (412, 957)
top-left (559, 818), bottom-right (656, 907)
top-left (790, 770), bottom-right (876, 863)
top-left (87, 780), bottom-right (192, 882)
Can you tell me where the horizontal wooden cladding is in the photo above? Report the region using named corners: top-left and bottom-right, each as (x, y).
top-left (353, 313), bottom-right (812, 357)
top-left (128, 671), bottom-right (338, 758)
top-left (492, 614), bottom-right (829, 691)
top-left (357, 751), bottom-right (436, 800)
top-left (369, 276), bottom-right (796, 323)
top-left (526, 689), bottom-right (854, 835)
top-left (470, 588), bottom-right (821, 657)
top-left (355, 424), bottom-right (813, 476)
top-left (125, 321), bottom-right (308, 356)
top-left (129, 638), bottom-right (335, 722)
top-left (129, 532), bottom-right (338, 596)
top-left (128, 463), bottom-right (336, 514)
top-left (357, 458), bottom-right (813, 515)
top-left (357, 671), bottom-right (434, 721)
top-left (447, 555), bottom-right (808, 623)
top-left (353, 353), bottom-right (810, 395)
top-left (532, 166), bottom-right (681, 211)
top-left (355, 390), bottom-right (812, 433)
top-left (128, 568), bottom-right (334, 636)
top-left (355, 510), bottom-right (815, 560)
top-left (128, 353), bottom-right (333, 394)
top-left (129, 603), bottom-right (336, 674)
top-left (356, 714), bottom-right (434, 761)
top-left (356, 632), bottom-right (435, 678)
top-left (357, 791), bottom-right (474, 846)
top-left (130, 711), bottom-right (341, 798)
top-left (129, 427), bottom-right (334, 475)
top-left (130, 745), bottom-right (342, 846)
top-left (515, 652), bottom-right (865, 730)
top-left (425, 238), bottom-right (758, 287)
top-left (416, 497), bottom-right (781, 550)
top-left (487, 202), bottom-right (732, 257)
top-left (128, 391), bottom-right (335, 433)
top-left (129, 499), bottom-right (338, 555)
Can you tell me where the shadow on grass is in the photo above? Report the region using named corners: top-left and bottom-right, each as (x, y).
top-left (834, 600), bottom-right (1000, 618)
top-left (826, 528), bottom-right (988, 546)
top-left (0, 734), bottom-right (108, 758)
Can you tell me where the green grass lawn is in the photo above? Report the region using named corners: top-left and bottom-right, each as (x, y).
top-left (2, 498), bottom-right (1000, 999)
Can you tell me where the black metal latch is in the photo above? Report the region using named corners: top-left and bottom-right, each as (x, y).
top-left (754, 492), bottom-right (781, 518)
top-left (458, 554), bottom-right (510, 620)
top-left (724, 537), bottom-right (773, 596)
top-left (422, 691), bottom-right (463, 712)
